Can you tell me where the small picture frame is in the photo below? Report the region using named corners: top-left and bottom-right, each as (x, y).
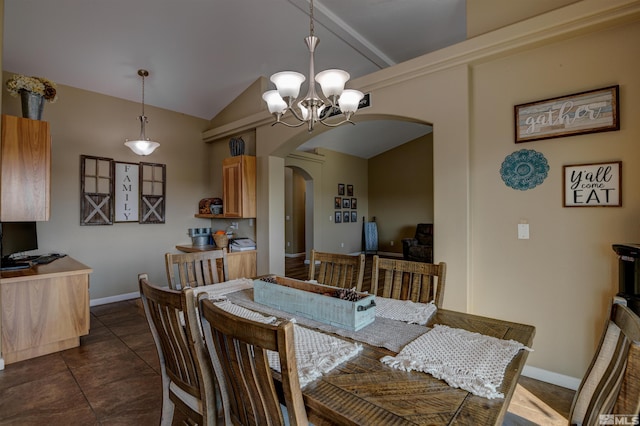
top-left (335, 211), bottom-right (342, 223)
top-left (343, 211), bottom-right (350, 223)
top-left (351, 211), bottom-right (357, 223)
top-left (342, 198), bottom-right (351, 209)
top-left (338, 184), bottom-right (345, 195)
top-left (334, 197), bottom-right (342, 209)
top-left (347, 184), bottom-right (354, 196)
top-left (351, 198), bottom-right (357, 209)
top-left (563, 161), bottom-right (621, 207)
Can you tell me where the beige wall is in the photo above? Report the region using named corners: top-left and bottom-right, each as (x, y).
top-left (285, 149), bottom-right (368, 255)
top-left (206, 0), bottom-right (640, 385)
top-left (466, 0), bottom-right (580, 38)
top-left (1, 75), bottom-right (211, 301)
top-left (369, 133), bottom-right (434, 254)
top-left (468, 18), bottom-right (640, 380)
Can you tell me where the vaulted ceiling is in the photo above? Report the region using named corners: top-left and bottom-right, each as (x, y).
top-left (4, 0), bottom-right (466, 157)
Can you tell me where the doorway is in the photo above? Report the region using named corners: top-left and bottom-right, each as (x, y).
top-left (285, 166), bottom-right (313, 261)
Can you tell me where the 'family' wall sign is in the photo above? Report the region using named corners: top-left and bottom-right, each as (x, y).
top-left (515, 85), bottom-right (619, 143)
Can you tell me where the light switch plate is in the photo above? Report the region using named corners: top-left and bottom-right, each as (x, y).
top-left (518, 223), bottom-right (529, 239)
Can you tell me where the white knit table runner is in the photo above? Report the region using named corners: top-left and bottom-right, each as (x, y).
top-left (381, 324), bottom-right (532, 399)
top-left (213, 300), bottom-right (362, 388)
top-left (226, 289), bottom-right (429, 352)
top-left (374, 297), bottom-right (437, 325)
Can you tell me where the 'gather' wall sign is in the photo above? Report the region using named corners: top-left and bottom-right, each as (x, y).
top-left (515, 85), bottom-right (619, 143)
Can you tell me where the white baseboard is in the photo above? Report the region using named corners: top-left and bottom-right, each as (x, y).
top-left (522, 365), bottom-right (581, 390)
top-left (90, 291), bottom-right (140, 307)
top-left (285, 252), bottom-right (305, 258)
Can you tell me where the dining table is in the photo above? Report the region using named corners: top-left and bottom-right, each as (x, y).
top-left (198, 278), bottom-right (536, 426)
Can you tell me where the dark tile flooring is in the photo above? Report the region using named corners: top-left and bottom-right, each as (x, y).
top-left (0, 255), bottom-right (576, 425)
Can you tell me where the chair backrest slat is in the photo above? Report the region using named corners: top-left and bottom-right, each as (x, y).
top-left (308, 249), bottom-right (365, 291)
top-left (165, 250), bottom-right (229, 290)
top-left (371, 256), bottom-right (447, 308)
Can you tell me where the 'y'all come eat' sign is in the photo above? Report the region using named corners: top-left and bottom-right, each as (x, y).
top-left (563, 161), bottom-right (621, 207)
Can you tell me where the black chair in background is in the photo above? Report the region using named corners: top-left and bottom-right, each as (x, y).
top-left (402, 224), bottom-right (433, 263)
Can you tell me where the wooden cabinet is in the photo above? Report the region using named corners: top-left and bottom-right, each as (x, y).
top-left (0, 257), bottom-right (92, 366)
top-left (0, 115), bottom-right (51, 221)
top-left (175, 245), bottom-right (257, 279)
top-left (222, 155), bottom-right (256, 218)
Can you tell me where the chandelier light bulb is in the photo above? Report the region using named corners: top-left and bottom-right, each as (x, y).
top-left (338, 89), bottom-right (365, 113)
top-left (270, 71), bottom-right (306, 100)
top-left (315, 69), bottom-right (350, 98)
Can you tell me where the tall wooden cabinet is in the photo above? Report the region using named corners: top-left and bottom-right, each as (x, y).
top-left (0, 115), bottom-right (51, 221)
top-left (222, 155), bottom-right (256, 218)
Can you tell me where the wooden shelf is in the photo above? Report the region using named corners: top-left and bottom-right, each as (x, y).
top-left (195, 213), bottom-right (226, 219)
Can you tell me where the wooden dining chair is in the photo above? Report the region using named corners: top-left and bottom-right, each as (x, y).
top-left (308, 249), bottom-right (366, 291)
top-left (165, 249), bottom-right (229, 290)
top-left (569, 300), bottom-right (640, 426)
top-left (138, 274), bottom-right (219, 426)
top-left (370, 255), bottom-right (447, 308)
top-left (199, 297), bottom-right (309, 426)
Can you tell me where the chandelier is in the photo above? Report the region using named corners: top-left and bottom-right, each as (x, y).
top-left (262, 0), bottom-right (364, 132)
top-left (125, 69), bottom-right (160, 156)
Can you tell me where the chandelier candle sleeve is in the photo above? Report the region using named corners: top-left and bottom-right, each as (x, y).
top-left (262, 0), bottom-right (363, 132)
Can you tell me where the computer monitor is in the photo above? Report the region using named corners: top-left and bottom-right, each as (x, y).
top-left (0, 221), bottom-right (38, 261)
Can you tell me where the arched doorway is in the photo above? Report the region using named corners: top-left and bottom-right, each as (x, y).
top-left (284, 166), bottom-right (314, 262)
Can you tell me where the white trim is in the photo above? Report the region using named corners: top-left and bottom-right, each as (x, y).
top-left (285, 252), bottom-right (305, 258)
top-left (0, 356), bottom-right (5, 370)
top-left (90, 291), bottom-right (139, 307)
top-left (522, 365), bottom-right (581, 391)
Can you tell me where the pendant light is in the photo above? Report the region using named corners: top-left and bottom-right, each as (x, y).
top-left (125, 69), bottom-right (160, 155)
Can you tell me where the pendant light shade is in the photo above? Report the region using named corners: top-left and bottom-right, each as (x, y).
top-left (125, 69), bottom-right (159, 155)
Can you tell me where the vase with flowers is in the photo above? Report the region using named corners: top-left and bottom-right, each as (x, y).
top-left (5, 74), bottom-right (58, 120)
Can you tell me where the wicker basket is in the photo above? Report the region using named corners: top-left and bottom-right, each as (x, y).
top-left (213, 234), bottom-right (229, 248)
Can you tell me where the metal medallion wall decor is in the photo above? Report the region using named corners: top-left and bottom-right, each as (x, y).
top-left (500, 149), bottom-right (549, 191)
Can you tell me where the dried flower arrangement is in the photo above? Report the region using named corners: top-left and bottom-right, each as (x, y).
top-left (5, 74), bottom-right (58, 103)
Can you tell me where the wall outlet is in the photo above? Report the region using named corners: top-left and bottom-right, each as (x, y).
top-left (390, 240), bottom-right (394, 246)
top-left (287, 241), bottom-right (290, 247)
top-left (341, 242), bottom-right (344, 248)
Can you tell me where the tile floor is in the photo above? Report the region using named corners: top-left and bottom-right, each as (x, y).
top-left (0, 255), bottom-right (576, 425)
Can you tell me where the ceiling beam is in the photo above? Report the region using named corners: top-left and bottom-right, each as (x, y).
top-left (287, 0), bottom-right (396, 69)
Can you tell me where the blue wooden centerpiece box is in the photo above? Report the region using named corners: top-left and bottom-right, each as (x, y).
top-left (253, 276), bottom-right (376, 331)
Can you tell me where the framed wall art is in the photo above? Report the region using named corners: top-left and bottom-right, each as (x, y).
top-left (343, 211), bottom-right (350, 223)
top-left (80, 155), bottom-right (114, 225)
top-left (335, 211), bottom-right (342, 223)
top-left (515, 85), bottom-right (619, 143)
top-left (338, 183), bottom-right (345, 195)
top-left (342, 198), bottom-right (351, 209)
top-left (114, 161), bottom-right (139, 222)
top-left (563, 161), bottom-right (621, 207)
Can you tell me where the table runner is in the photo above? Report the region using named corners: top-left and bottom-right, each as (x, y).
top-left (374, 297), bottom-right (437, 325)
top-left (226, 289), bottom-right (430, 352)
top-left (212, 299), bottom-right (362, 388)
top-left (380, 324), bottom-right (532, 399)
